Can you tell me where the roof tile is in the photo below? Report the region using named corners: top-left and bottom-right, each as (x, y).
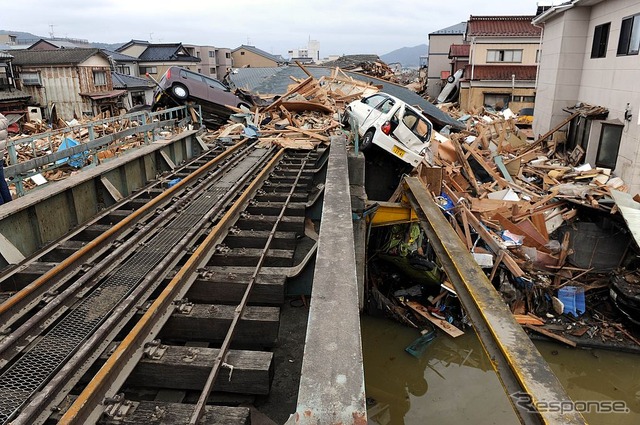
top-left (463, 65), bottom-right (537, 80)
top-left (467, 16), bottom-right (541, 37)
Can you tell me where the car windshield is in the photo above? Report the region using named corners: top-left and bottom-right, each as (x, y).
top-left (363, 94), bottom-right (388, 108)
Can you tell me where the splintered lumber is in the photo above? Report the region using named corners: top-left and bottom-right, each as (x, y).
top-left (264, 76), bottom-right (314, 112)
top-left (405, 300), bottom-right (464, 337)
top-left (460, 204), bottom-right (525, 277)
top-left (285, 125), bottom-right (330, 143)
top-left (523, 111), bottom-right (580, 153)
top-left (514, 314), bottom-right (544, 326)
top-left (453, 139), bottom-right (480, 194)
top-left (524, 324), bottom-right (577, 348)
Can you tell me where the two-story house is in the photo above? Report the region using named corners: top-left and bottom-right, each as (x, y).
top-left (10, 48), bottom-right (124, 120)
top-left (0, 51), bottom-right (31, 116)
top-left (183, 45), bottom-right (233, 80)
top-left (231, 45), bottom-right (287, 68)
top-left (427, 22), bottom-right (467, 101)
top-left (533, 0), bottom-right (640, 194)
top-left (116, 41), bottom-right (200, 79)
top-left (459, 15), bottom-right (542, 113)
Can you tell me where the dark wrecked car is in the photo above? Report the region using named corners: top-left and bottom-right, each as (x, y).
top-left (151, 66), bottom-right (255, 125)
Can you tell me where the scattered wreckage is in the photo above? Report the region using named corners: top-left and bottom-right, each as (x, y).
top-left (369, 101), bottom-right (640, 353)
top-left (6, 60), bottom-right (640, 355)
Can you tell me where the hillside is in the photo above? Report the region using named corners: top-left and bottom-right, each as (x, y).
top-left (380, 44), bottom-right (428, 68)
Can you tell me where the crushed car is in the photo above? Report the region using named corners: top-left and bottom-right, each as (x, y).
top-left (343, 92), bottom-right (433, 168)
top-left (151, 66), bottom-right (256, 126)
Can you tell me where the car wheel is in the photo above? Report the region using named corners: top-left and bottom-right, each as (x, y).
top-left (360, 129), bottom-right (374, 152)
top-left (447, 75), bottom-right (456, 84)
top-left (171, 84), bottom-right (189, 100)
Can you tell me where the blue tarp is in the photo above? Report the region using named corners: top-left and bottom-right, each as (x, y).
top-left (55, 137), bottom-right (87, 168)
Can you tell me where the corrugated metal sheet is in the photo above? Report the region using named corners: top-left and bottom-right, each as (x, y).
top-left (610, 190), bottom-right (640, 249)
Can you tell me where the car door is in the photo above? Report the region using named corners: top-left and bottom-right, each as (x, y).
top-left (392, 105), bottom-right (432, 153)
top-left (180, 69), bottom-right (208, 101)
top-left (205, 76), bottom-right (240, 108)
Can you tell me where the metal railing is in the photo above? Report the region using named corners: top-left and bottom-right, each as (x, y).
top-left (4, 105), bottom-right (201, 196)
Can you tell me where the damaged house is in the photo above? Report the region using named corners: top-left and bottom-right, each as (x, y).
top-left (9, 48), bottom-right (124, 120)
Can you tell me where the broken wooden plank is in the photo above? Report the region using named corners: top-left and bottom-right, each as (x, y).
top-left (405, 300), bottom-right (464, 337)
top-left (524, 324), bottom-right (577, 348)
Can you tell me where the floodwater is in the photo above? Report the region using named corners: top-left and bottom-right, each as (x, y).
top-left (361, 315), bottom-right (640, 425)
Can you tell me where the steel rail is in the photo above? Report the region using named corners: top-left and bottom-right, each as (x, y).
top-left (0, 146), bottom-right (223, 284)
top-left (0, 138), bottom-right (249, 322)
top-left (403, 176), bottom-right (585, 425)
top-left (8, 147), bottom-right (278, 425)
top-left (0, 142), bottom-right (259, 363)
top-left (189, 152), bottom-right (311, 424)
top-left (58, 148), bottom-right (287, 425)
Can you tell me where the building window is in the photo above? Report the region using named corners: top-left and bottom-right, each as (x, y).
top-left (209, 67), bottom-right (216, 74)
top-left (20, 71), bottom-right (41, 85)
top-left (226, 52), bottom-right (231, 59)
top-left (596, 123), bottom-right (624, 169)
top-left (208, 51), bottom-right (215, 58)
top-left (93, 70), bottom-right (107, 86)
top-left (486, 49), bottom-right (522, 63)
top-left (140, 66), bottom-right (157, 74)
top-left (116, 65), bottom-right (130, 75)
top-left (196, 52), bottom-right (200, 58)
top-left (483, 93), bottom-right (511, 110)
top-left (617, 14), bottom-right (640, 55)
top-left (591, 22), bottom-right (610, 58)
top-left (240, 51), bottom-right (245, 55)
top-left (536, 49), bottom-right (541, 63)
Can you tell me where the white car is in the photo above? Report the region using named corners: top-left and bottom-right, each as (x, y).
top-left (344, 92), bottom-right (433, 167)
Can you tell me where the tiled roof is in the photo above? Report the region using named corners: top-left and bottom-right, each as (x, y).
top-left (9, 48), bottom-right (107, 66)
top-left (102, 49), bottom-right (138, 62)
top-left (463, 64), bottom-right (537, 80)
top-left (138, 44), bottom-right (200, 62)
top-left (430, 22), bottom-right (467, 35)
top-left (449, 44), bottom-right (470, 57)
top-left (467, 16), bottom-right (541, 37)
top-left (0, 52), bottom-right (13, 59)
top-left (111, 72), bottom-right (153, 89)
top-left (232, 45), bottom-right (285, 63)
top-left (115, 40), bottom-right (150, 52)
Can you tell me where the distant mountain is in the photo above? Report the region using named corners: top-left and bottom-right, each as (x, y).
top-left (0, 29), bottom-right (123, 50)
top-left (381, 44), bottom-right (428, 68)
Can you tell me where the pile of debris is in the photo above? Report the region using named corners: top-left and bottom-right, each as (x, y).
top-left (320, 55), bottom-right (397, 82)
top-left (6, 114), bottom-right (183, 193)
top-left (402, 102), bottom-right (640, 350)
top-left (202, 66), bottom-right (380, 150)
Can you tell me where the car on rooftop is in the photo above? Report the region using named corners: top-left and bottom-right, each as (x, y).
top-left (344, 92), bottom-right (433, 168)
top-left (151, 66), bottom-right (253, 123)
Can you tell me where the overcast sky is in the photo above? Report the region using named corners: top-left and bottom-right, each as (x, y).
top-left (3, 0), bottom-right (552, 57)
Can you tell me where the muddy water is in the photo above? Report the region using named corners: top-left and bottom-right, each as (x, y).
top-left (362, 315), bottom-right (640, 424)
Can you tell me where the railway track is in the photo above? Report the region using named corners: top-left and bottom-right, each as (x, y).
top-left (0, 140), bottom-right (326, 424)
